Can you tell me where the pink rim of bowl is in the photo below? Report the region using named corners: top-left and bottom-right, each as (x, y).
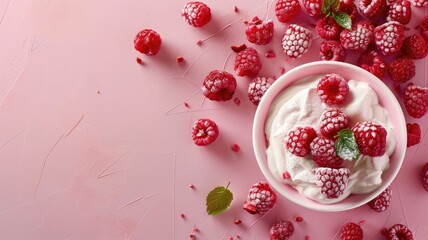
top-left (252, 61), bottom-right (407, 212)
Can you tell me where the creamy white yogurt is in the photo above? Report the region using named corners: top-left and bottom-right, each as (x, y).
top-left (265, 75), bottom-right (396, 204)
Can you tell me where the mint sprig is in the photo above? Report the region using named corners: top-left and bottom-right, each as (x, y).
top-left (335, 129), bottom-right (360, 161)
top-left (321, 0), bottom-right (352, 30)
top-left (206, 182), bottom-right (233, 215)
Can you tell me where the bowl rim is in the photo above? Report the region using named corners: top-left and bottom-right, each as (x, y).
top-left (252, 61), bottom-right (407, 212)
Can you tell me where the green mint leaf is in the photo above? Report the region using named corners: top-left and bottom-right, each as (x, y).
top-left (322, 0), bottom-right (333, 15)
top-left (335, 129), bottom-right (360, 161)
top-left (332, 12), bottom-right (352, 30)
top-left (331, 0), bottom-right (340, 12)
top-left (206, 183), bottom-right (233, 215)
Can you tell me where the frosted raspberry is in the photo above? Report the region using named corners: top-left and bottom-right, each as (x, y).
top-left (352, 121), bottom-right (387, 157)
top-left (385, 224), bottom-right (413, 240)
top-left (320, 109), bottom-right (350, 138)
top-left (418, 15), bottom-right (428, 41)
top-left (411, 0), bottom-right (428, 7)
top-left (315, 167), bottom-right (350, 199)
top-left (317, 74), bottom-right (349, 105)
top-left (248, 77), bottom-right (275, 105)
top-left (404, 83), bottom-right (428, 118)
top-left (275, 0), bottom-right (301, 23)
top-left (316, 17), bottom-right (342, 40)
top-left (245, 17), bottom-right (274, 45)
top-left (234, 48), bottom-right (262, 76)
top-left (402, 34), bottom-right (428, 59)
top-left (407, 123), bottom-right (421, 147)
top-left (357, 50), bottom-right (387, 79)
top-left (243, 182), bottom-right (277, 214)
top-left (359, 0), bottom-right (388, 18)
top-left (181, 1), bottom-right (211, 27)
top-left (388, 58), bottom-right (415, 83)
top-left (285, 126), bottom-right (317, 157)
top-left (134, 29), bottom-right (162, 55)
top-left (302, 0), bottom-right (323, 17)
top-left (340, 21), bottom-right (374, 52)
top-left (320, 40), bottom-right (346, 62)
top-left (270, 220), bottom-right (294, 240)
top-left (282, 24), bottom-right (312, 59)
top-left (340, 0), bottom-right (358, 20)
top-left (374, 21), bottom-right (405, 56)
top-left (310, 137), bottom-right (344, 168)
top-left (387, 0), bottom-right (412, 25)
top-left (367, 185), bottom-right (392, 212)
top-left (340, 222), bottom-right (363, 240)
top-left (191, 119), bottom-right (219, 146)
top-left (422, 163), bottom-right (428, 191)
top-left (202, 70), bottom-right (237, 101)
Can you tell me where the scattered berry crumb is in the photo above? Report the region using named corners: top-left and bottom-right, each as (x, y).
top-left (231, 144), bottom-right (240, 152)
top-left (234, 6), bottom-right (239, 12)
top-left (189, 183), bottom-right (194, 189)
top-left (280, 67), bottom-right (286, 74)
top-left (197, 40), bottom-right (203, 45)
top-left (234, 98), bottom-right (241, 106)
top-left (136, 57), bottom-right (143, 64)
top-left (294, 215), bottom-right (303, 222)
top-left (189, 233), bottom-right (195, 238)
top-left (231, 44), bottom-right (247, 53)
top-left (265, 51), bottom-right (276, 58)
top-left (177, 56), bottom-right (185, 63)
top-left (180, 213), bottom-right (185, 219)
top-left (96, 90), bottom-right (100, 94)
top-left (282, 171), bottom-right (291, 179)
top-left (184, 102), bottom-right (190, 108)
top-left (305, 236), bottom-right (311, 240)
top-left (234, 219), bottom-right (242, 225)
top-left (359, 220), bottom-right (366, 225)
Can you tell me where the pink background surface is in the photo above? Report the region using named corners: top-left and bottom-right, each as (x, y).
top-left (0, 0), bottom-right (427, 239)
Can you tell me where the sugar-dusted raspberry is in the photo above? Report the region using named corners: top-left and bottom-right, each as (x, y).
top-left (234, 47), bottom-right (262, 76)
top-left (352, 121), bottom-right (387, 157)
top-left (340, 222), bottom-right (363, 240)
top-left (404, 83), bottom-right (428, 118)
top-left (407, 123), bottom-right (421, 147)
top-left (411, 0), bottom-right (428, 7)
top-left (270, 220), bottom-right (294, 240)
top-left (385, 224), bottom-right (414, 240)
top-left (315, 167), bottom-right (350, 199)
top-left (248, 76), bottom-right (275, 105)
top-left (181, 1), bottom-right (211, 27)
top-left (275, 0), bottom-right (301, 23)
top-left (340, 0), bottom-right (359, 20)
top-left (317, 74), bottom-right (349, 105)
top-left (282, 24), bottom-right (312, 59)
top-left (374, 21), bottom-right (405, 56)
top-left (418, 15), bottom-right (428, 41)
top-left (316, 17), bottom-right (342, 40)
top-left (202, 70), bottom-right (237, 101)
top-left (302, 0), bottom-right (323, 17)
top-left (243, 182), bottom-right (277, 214)
top-left (359, 0), bottom-right (388, 18)
top-left (320, 40), bottom-right (346, 62)
top-left (285, 126), bottom-right (317, 157)
top-left (422, 163), bottom-right (428, 191)
top-left (245, 17), bottom-right (274, 45)
top-left (134, 29), bottom-right (162, 55)
top-left (402, 34), bottom-right (428, 59)
top-left (320, 109), bottom-right (350, 138)
top-left (388, 58), bottom-right (415, 83)
top-left (340, 21), bottom-right (374, 52)
top-left (310, 137), bottom-right (344, 168)
top-left (357, 50), bottom-right (387, 79)
top-left (367, 185), bottom-right (392, 212)
top-left (191, 118), bottom-right (219, 146)
top-left (387, 0), bottom-right (412, 25)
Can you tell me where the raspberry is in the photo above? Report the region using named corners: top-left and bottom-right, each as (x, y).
top-left (202, 70), bottom-right (237, 101)
top-left (285, 126), bottom-right (317, 157)
top-left (317, 74), bottom-right (349, 105)
top-left (181, 1), bottom-right (211, 27)
top-left (315, 167), bottom-right (350, 199)
top-left (404, 83), bottom-right (428, 118)
top-left (388, 58), bottom-right (415, 83)
top-left (340, 21), bottom-right (374, 52)
top-left (357, 50), bottom-right (387, 79)
top-left (320, 40), bottom-right (346, 62)
top-left (243, 182), bottom-right (277, 214)
top-left (316, 17), bottom-right (342, 40)
top-left (319, 109), bottom-right (350, 138)
top-left (418, 15), bottom-right (428, 41)
top-left (385, 224), bottom-right (413, 240)
top-left (270, 220), bottom-right (294, 240)
top-left (374, 21), bottom-right (405, 56)
top-left (407, 123), bottom-right (421, 147)
top-left (402, 34), bottom-right (428, 59)
top-left (234, 48), bottom-right (262, 76)
top-left (340, 222), bottom-right (363, 240)
top-left (421, 163), bottom-right (428, 191)
top-left (310, 137), bottom-right (344, 168)
top-left (387, 0), bottom-right (412, 25)
top-left (191, 119), bottom-right (219, 146)
top-left (134, 29), bottom-right (162, 55)
top-left (340, 0), bottom-right (359, 20)
top-left (302, 0), bottom-right (323, 17)
top-left (411, 0), bottom-right (428, 7)
top-left (245, 17), bottom-right (274, 45)
top-left (248, 77), bottom-right (275, 105)
top-left (359, 0), bottom-right (388, 18)
top-left (275, 0), bottom-right (301, 23)
top-left (352, 121), bottom-right (387, 157)
top-left (367, 185), bottom-right (392, 212)
top-left (282, 24), bottom-right (312, 59)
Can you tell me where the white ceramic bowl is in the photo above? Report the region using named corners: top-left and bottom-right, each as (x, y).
top-left (252, 61), bottom-right (407, 212)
